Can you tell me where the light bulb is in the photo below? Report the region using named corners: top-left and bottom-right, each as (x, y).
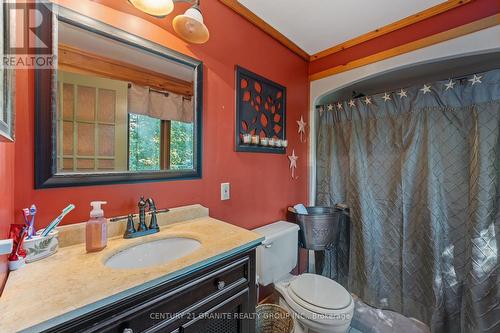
top-left (185, 21), bottom-right (196, 34)
top-left (129, 0), bottom-right (174, 17)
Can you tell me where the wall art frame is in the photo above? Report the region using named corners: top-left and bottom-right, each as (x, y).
top-left (235, 66), bottom-right (286, 154)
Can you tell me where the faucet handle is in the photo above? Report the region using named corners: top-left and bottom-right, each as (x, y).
top-left (146, 198), bottom-right (159, 230)
top-left (124, 214), bottom-right (136, 239)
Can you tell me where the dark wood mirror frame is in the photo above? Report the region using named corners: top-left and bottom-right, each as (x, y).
top-left (0, 2), bottom-right (15, 142)
top-left (35, 4), bottom-right (203, 188)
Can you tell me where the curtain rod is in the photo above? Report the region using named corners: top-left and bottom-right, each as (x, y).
top-left (127, 83), bottom-right (192, 100)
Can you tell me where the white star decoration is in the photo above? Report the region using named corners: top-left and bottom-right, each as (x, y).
top-left (444, 79), bottom-right (456, 91)
top-left (297, 116), bottom-right (306, 143)
top-left (420, 84), bottom-right (431, 94)
top-left (288, 149), bottom-right (298, 179)
top-left (321, 75), bottom-right (483, 111)
top-left (469, 74), bottom-right (482, 86)
top-left (398, 89), bottom-right (408, 99)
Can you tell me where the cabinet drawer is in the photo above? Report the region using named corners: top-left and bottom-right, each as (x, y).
top-left (180, 288), bottom-right (252, 333)
top-left (88, 255), bottom-right (252, 333)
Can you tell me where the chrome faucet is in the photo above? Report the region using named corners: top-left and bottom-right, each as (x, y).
top-left (109, 197), bottom-right (169, 239)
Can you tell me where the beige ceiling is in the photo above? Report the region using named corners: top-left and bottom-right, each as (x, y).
top-left (237, 0), bottom-right (447, 55)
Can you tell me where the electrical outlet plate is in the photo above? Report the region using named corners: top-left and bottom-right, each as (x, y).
top-left (221, 183), bottom-right (230, 201)
top-left (0, 239), bottom-right (13, 256)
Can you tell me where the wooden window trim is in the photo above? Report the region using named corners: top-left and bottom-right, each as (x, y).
top-left (160, 120), bottom-right (171, 170)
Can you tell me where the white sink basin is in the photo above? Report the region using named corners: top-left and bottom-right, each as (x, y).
top-left (105, 237), bottom-right (201, 269)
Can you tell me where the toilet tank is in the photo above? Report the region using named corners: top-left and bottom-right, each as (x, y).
top-left (253, 221), bottom-right (300, 286)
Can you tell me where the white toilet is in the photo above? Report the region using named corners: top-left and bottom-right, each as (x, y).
top-left (254, 221), bottom-right (354, 333)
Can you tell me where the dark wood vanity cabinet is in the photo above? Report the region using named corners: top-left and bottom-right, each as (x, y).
top-left (43, 250), bottom-right (257, 333)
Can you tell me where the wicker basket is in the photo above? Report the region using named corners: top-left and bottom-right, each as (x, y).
top-left (256, 304), bottom-right (294, 333)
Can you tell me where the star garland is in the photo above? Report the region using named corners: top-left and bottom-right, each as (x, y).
top-left (319, 73), bottom-right (484, 110)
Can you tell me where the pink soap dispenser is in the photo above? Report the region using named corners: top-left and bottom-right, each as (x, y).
top-left (86, 201), bottom-right (108, 253)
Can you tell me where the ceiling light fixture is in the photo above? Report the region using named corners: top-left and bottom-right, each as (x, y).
top-left (129, 0), bottom-right (209, 44)
top-left (128, 0), bottom-right (174, 17)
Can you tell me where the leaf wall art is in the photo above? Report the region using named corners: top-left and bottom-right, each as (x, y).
top-left (235, 66), bottom-right (286, 153)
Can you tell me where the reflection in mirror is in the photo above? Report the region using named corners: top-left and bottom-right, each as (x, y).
top-left (0, 3), bottom-right (15, 141)
top-left (56, 22), bottom-right (195, 174)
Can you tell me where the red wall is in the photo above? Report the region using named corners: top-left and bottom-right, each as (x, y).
top-left (7, 0), bottom-right (496, 292)
top-left (13, 1), bottom-right (310, 231)
top-left (309, 0), bottom-right (500, 75)
top-left (0, 140), bottom-right (14, 292)
top-left (0, 68), bottom-right (19, 290)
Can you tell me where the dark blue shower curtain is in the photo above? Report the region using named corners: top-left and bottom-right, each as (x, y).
top-left (315, 69), bottom-right (500, 333)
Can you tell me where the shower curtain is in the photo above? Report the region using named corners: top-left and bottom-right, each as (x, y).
top-left (315, 69), bottom-right (500, 333)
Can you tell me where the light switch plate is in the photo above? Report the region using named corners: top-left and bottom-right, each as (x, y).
top-left (0, 239), bottom-right (13, 256)
top-left (221, 183), bottom-right (230, 201)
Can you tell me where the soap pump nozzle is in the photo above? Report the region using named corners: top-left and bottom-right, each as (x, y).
top-left (90, 201), bottom-right (107, 218)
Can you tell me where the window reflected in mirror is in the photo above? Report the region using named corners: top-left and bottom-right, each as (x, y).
top-left (56, 22), bottom-right (196, 174)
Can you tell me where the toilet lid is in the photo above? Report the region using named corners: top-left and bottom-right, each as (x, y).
top-left (289, 274), bottom-right (351, 312)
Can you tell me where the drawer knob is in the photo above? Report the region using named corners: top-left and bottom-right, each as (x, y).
top-left (217, 280), bottom-right (226, 290)
top-left (123, 329), bottom-right (133, 333)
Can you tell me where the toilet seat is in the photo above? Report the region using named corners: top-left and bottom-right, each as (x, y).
top-left (275, 274), bottom-right (354, 327)
top-left (289, 273), bottom-right (352, 314)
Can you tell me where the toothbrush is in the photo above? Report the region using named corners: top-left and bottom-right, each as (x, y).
top-left (29, 205), bottom-right (37, 237)
top-left (41, 204), bottom-right (75, 237)
top-left (22, 208), bottom-right (30, 229)
top-left (22, 205), bottom-right (36, 239)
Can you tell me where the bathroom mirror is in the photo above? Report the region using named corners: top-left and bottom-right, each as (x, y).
top-left (0, 3), bottom-right (15, 142)
top-left (35, 5), bottom-right (202, 188)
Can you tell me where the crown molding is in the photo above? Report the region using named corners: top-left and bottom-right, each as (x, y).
top-left (309, 14), bottom-right (499, 81)
top-left (219, 0), bottom-right (475, 64)
top-left (310, 0), bottom-right (472, 61)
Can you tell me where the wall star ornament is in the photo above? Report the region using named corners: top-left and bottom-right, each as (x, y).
top-left (288, 149), bottom-right (299, 179)
top-left (445, 79), bottom-right (456, 91)
top-left (297, 116), bottom-right (307, 143)
top-left (469, 74), bottom-right (482, 86)
top-left (382, 92), bottom-right (391, 102)
top-left (364, 96), bottom-right (372, 105)
top-left (420, 84), bottom-right (431, 94)
top-left (327, 104), bottom-right (334, 111)
top-left (348, 100), bottom-right (355, 108)
top-left (337, 102), bottom-right (343, 110)
top-left (398, 89), bottom-right (408, 99)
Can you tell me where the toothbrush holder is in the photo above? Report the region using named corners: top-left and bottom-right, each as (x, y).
top-left (23, 229), bottom-right (59, 263)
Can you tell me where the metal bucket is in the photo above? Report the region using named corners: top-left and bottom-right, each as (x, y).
top-left (287, 206), bottom-right (346, 250)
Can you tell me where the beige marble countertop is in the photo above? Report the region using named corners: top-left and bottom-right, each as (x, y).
top-left (0, 209), bottom-right (263, 333)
